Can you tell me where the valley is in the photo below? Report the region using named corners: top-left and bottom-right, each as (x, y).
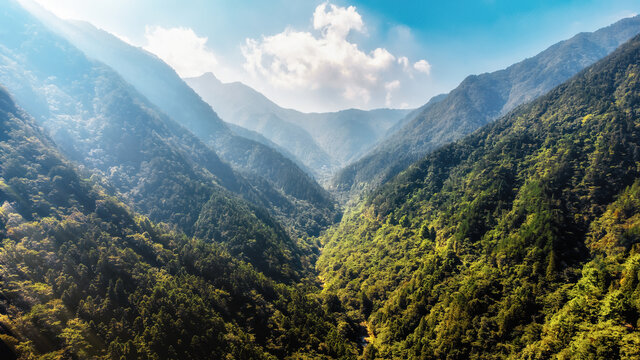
top-left (1, 1), bottom-right (639, 359)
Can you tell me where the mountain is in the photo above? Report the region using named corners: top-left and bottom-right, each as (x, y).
top-left (185, 73), bottom-right (336, 177)
top-left (0, 0), bottom-right (331, 281)
top-left (383, 93), bottom-right (448, 136)
top-left (331, 15), bottom-right (640, 199)
top-left (185, 73), bottom-right (411, 180)
top-left (22, 4), bottom-right (337, 222)
top-left (225, 121), bottom-right (317, 175)
top-left (317, 33), bottom-right (640, 358)
top-left (0, 84), bottom-right (361, 359)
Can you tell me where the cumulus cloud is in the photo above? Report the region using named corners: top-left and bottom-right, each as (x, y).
top-left (242, 2), bottom-right (431, 109)
top-left (313, 2), bottom-right (363, 39)
top-left (413, 59), bottom-right (432, 75)
top-left (143, 26), bottom-right (219, 78)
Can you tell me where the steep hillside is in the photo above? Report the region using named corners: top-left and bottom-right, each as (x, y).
top-left (185, 73), bottom-right (410, 179)
top-left (383, 93), bottom-right (447, 136)
top-left (0, 85), bottom-right (361, 359)
top-left (332, 15), bottom-right (640, 199)
top-left (302, 108), bottom-right (412, 167)
top-left (29, 10), bottom-right (336, 210)
top-left (225, 121), bottom-right (316, 174)
top-left (0, 0), bottom-right (319, 280)
top-left (318, 34), bottom-right (640, 359)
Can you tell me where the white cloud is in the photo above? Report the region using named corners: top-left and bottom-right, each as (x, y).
top-left (398, 56), bottom-right (410, 71)
top-left (313, 2), bottom-right (363, 39)
top-left (143, 26), bottom-right (218, 78)
top-left (242, 2), bottom-right (430, 110)
top-left (413, 59), bottom-right (431, 75)
top-left (385, 80), bottom-right (400, 91)
top-left (384, 80), bottom-right (400, 107)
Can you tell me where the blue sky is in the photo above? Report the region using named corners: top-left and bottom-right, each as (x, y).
top-left (28, 0), bottom-right (640, 112)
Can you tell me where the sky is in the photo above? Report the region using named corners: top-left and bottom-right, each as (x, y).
top-left (26, 0), bottom-right (640, 113)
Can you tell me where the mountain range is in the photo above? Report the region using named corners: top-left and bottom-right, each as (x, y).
top-left (4, 1), bottom-right (340, 240)
top-left (24, 6), bottom-right (338, 223)
top-left (185, 72), bottom-right (410, 181)
top-left (331, 15), bottom-right (640, 200)
top-left (0, 82), bottom-right (361, 358)
top-left (1, 0), bottom-right (640, 359)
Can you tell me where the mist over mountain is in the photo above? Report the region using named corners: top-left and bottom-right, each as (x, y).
top-left (186, 73), bottom-right (410, 180)
top-left (29, 10), bottom-right (336, 214)
top-left (14, 3), bottom-right (341, 238)
top-left (0, 0), bottom-right (324, 280)
top-left (331, 15), bottom-right (640, 200)
top-left (1, 0), bottom-right (640, 359)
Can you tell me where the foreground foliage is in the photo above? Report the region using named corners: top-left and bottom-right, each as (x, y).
top-left (0, 88), bottom-right (360, 359)
top-left (318, 34), bottom-right (640, 359)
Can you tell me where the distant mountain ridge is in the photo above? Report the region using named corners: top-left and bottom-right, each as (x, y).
top-left (185, 72), bottom-right (411, 181)
top-left (331, 14), bottom-right (640, 200)
top-left (16, 2), bottom-right (341, 237)
top-left (24, 6), bottom-right (336, 214)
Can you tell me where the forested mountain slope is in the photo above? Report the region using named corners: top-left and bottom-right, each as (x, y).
top-left (185, 73), bottom-right (336, 177)
top-left (0, 85), bottom-right (361, 359)
top-left (318, 33), bottom-right (640, 359)
top-left (332, 15), bottom-right (640, 199)
top-left (185, 73), bottom-right (411, 179)
top-left (27, 8), bottom-right (335, 208)
top-left (0, 0), bottom-right (323, 280)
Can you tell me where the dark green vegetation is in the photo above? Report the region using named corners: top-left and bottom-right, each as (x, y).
top-left (185, 73), bottom-right (410, 181)
top-left (0, 85), bottom-right (361, 359)
top-left (318, 34), bottom-right (640, 358)
top-left (0, 0), bottom-right (338, 284)
top-left (2, 1), bottom-right (640, 359)
top-left (332, 15), bottom-right (640, 199)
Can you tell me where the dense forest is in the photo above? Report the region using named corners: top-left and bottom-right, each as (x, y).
top-left (0, 86), bottom-right (362, 359)
top-left (0, 0), bottom-right (339, 282)
top-left (1, 0), bottom-right (640, 359)
top-left (318, 33), bottom-right (640, 359)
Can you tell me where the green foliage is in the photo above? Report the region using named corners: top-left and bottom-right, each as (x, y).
top-left (0, 88), bottom-right (360, 359)
top-left (0, 2), bottom-right (338, 286)
top-left (318, 35), bottom-right (640, 359)
top-left (3, 3), bottom-right (640, 360)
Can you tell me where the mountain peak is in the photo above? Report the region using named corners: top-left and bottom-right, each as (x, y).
top-left (192, 71), bottom-right (222, 84)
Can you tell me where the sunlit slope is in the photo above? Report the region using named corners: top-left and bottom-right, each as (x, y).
top-left (319, 33), bottom-right (640, 359)
top-left (0, 84), bottom-right (361, 359)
